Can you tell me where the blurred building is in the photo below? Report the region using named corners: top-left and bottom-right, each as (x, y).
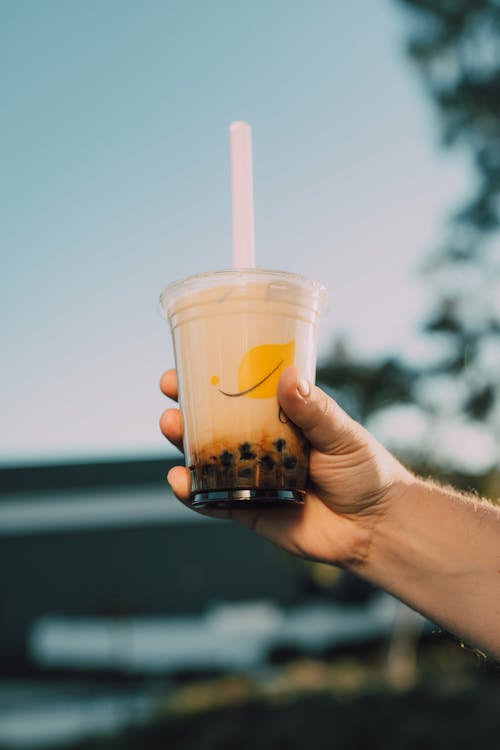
top-left (0, 457), bottom-right (305, 674)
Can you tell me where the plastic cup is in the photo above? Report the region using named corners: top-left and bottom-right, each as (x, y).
top-left (159, 269), bottom-right (328, 508)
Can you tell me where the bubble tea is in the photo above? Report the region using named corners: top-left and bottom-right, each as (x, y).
top-left (160, 269), bottom-right (327, 508)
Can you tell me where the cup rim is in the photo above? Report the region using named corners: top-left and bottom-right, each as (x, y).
top-left (159, 268), bottom-right (328, 319)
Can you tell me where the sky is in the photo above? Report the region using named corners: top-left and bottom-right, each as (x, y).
top-left (0, 0), bottom-right (472, 466)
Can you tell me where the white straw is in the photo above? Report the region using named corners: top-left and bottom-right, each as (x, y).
top-left (230, 121), bottom-right (255, 268)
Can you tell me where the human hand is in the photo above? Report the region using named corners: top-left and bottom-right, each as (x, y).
top-left (159, 367), bottom-right (414, 571)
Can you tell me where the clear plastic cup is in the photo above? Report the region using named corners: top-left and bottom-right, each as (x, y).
top-left (160, 269), bottom-right (328, 508)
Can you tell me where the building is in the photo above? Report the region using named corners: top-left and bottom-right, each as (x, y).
top-left (0, 457), bottom-right (306, 674)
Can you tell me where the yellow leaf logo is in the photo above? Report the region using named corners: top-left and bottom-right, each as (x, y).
top-left (213, 339), bottom-right (295, 399)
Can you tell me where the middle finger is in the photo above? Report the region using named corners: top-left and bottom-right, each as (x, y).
top-left (159, 408), bottom-right (184, 453)
top-left (160, 369), bottom-right (179, 401)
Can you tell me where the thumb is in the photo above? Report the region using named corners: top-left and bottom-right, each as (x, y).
top-left (278, 367), bottom-right (367, 456)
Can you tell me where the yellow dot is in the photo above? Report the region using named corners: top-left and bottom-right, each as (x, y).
top-left (210, 375), bottom-right (219, 386)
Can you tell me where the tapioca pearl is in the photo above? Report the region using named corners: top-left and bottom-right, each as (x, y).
top-left (283, 454), bottom-right (298, 470)
top-left (239, 443), bottom-right (257, 460)
top-left (260, 455), bottom-right (275, 471)
top-left (220, 450), bottom-right (234, 466)
top-left (201, 463), bottom-right (216, 476)
top-left (273, 438), bottom-right (286, 453)
top-left (237, 467), bottom-right (253, 478)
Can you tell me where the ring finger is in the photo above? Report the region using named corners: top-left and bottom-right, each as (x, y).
top-left (159, 408), bottom-right (184, 453)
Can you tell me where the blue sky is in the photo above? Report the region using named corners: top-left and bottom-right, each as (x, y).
top-left (0, 0), bottom-right (470, 465)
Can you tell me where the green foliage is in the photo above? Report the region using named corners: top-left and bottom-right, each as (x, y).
top-left (317, 350), bottom-right (417, 424)
top-left (61, 674), bottom-right (500, 750)
top-left (318, 0), bottom-right (500, 480)
top-left (400, 0), bottom-right (500, 439)
top-left (401, 0), bottom-right (500, 232)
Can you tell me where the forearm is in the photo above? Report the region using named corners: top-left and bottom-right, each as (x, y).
top-left (354, 476), bottom-right (500, 659)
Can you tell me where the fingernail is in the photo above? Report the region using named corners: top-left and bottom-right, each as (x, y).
top-left (297, 376), bottom-right (311, 399)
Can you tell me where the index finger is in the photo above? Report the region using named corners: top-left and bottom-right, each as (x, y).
top-left (160, 369), bottom-right (179, 401)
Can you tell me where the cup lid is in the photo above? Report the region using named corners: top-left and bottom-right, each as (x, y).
top-left (159, 268), bottom-right (328, 320)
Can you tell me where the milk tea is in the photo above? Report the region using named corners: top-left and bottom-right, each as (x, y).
top-left (161, 270), bottom-right (327, 508)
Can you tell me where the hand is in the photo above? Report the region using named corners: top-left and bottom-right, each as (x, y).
top-left (159, 367), bottom-right (414, 571)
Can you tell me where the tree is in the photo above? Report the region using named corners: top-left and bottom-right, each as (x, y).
top-left (399, 0), bottom-right (500, 477)
top-left (318, 0), bottom-right (500, 490)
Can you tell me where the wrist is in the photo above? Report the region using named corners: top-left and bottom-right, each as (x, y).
top-left (347, 473), bottom-right (500, 659)
top-left (351, 473), bottom-right (449, 585)
top-left (341, 465), bottom-right (417, 573)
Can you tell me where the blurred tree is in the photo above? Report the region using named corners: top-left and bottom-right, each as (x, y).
top-left (317, 337), bottom-right (418, 425)
top-left (396, 0), bottom-right (500, 467)
top-left (313, 0), bottom-right (500, 604)
top-left (318, 0), bottom-right (500, 484)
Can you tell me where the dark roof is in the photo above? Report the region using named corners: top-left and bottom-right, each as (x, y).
top-left (0, 455), bottom-right (182, 496)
